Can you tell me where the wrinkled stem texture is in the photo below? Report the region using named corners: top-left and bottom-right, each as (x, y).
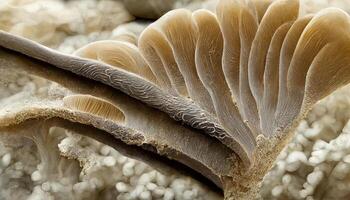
top-left (223, 182), bottom-right (261, 200)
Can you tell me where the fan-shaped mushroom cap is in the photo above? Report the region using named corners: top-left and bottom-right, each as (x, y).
top-left (2, 0), bottom-right (350, 198)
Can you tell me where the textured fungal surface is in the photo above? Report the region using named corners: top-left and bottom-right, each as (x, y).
top-left (2, 0), bottom-right (350, 199)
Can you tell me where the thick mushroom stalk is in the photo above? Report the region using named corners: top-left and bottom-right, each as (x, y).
top-left (2, 0), bottom-right (350, 199)
top-left (1, 119), bottom-right (80, 184)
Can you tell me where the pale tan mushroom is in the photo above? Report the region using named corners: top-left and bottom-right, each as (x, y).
top-left (2, 0), bottom-right (350, 199)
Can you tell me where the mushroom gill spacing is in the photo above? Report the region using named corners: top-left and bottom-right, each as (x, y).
top-left (0, 47), bottom-right (233, 191)
top-left (63, 94), bottom-right (126, 124)
top-left (2, 0), bottom-right (350, 198)
top-left (135, 0), bottom-right (350, 166)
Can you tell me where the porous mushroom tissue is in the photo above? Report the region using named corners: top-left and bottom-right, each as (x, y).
top-left (2, 0), bottom-right (350, 200)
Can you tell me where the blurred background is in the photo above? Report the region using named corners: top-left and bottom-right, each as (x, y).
top-left (1, 0), bottom-right (350, 199)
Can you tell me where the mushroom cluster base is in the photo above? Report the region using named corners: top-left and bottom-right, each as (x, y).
top-left (2, 0), bottom-right (350, 200)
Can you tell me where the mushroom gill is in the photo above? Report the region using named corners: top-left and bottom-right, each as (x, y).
top-left (73, 41), bottom-right (157, 83)
top-left (0, 47), bottom-right (233, 191)
top-left (1, 0), bottom-right (350, 199)
top-left (63, 94), bottom-right (126, 124)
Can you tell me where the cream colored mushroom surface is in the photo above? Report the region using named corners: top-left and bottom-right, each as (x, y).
top-left (1, 0), bottom-right (350, 199)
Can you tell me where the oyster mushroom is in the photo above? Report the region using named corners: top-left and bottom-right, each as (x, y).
top-left (0, 48), bottom-right (232, 191)
top-left (1, 0), bottom-right (350, 199)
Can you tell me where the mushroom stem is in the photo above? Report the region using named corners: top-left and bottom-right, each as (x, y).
top-left (31, 122), bottom-right (61, 181)
top-left (0, 119), bottom-right (80, 183)
top-left (222, 180), bottom-right (260, 200)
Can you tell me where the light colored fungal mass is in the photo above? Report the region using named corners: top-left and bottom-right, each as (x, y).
top-left (1, 0), bottom-right (350, 199)
top-left (63, 95), bottom-right (126, 124)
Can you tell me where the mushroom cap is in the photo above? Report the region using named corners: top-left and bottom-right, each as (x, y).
top-left (1, 0), bottom-right (350, 194)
